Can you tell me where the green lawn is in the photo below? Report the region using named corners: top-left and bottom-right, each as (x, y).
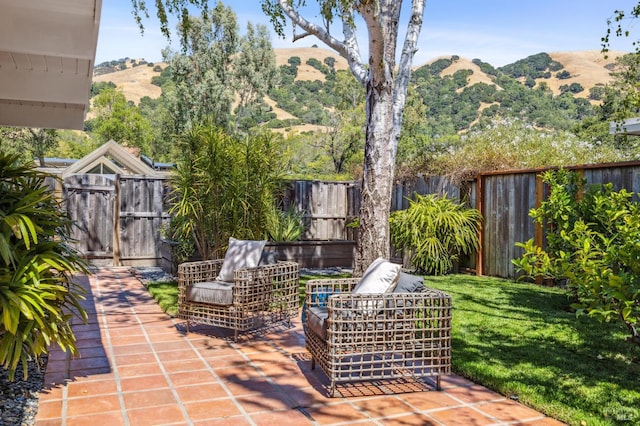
top-left (146, 273), bottom-right (640, 425)
top-left (146, 281), bottom-right (179, 317)
top-left (425, 274), bottom-right (640, 426)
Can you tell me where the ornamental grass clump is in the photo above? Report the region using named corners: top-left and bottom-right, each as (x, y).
top-left (168, 124), bottom-right (287, 260)
top-left (390, 193), bottom-right (482, 275)
top-left (0, 153), bottom-right (88, 380)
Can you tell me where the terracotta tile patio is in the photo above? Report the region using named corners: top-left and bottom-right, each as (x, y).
top-left (36, 268), bottom-right (565, 425)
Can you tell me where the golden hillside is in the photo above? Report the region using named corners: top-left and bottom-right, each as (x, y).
top-left (274, 47), bottom-right (348, 81)
top-left (92, 48), bottom-right (627, 129)
top-left (424, 50), bottom-right (626, 102)
top-left (92, 48), bottom-right (349, 104)
top-left (543, 50), bottom-right (622, 98)
top-left (93, 61), bottom-right (167, 105)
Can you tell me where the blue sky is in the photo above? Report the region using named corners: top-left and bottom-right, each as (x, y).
top-left (96, 1), bottom-right (639, 67)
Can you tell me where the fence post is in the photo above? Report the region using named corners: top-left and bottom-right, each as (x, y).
top-left (113, 174), bottom-right (121, 266)
top-left (534, 173), bottom-right (544, 285)
top-left (476, 175), bottom-right (484, 276)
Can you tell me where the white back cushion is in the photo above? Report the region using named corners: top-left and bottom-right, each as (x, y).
top-left (352, 257), bottom-right (401, 294)
top-left (216, 238), bottom-right (267, 282)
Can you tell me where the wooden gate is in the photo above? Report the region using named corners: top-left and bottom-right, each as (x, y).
top-left (64, 174), bottom-right (116, 263)
top-left (63, 174), bottom-right (169, 266)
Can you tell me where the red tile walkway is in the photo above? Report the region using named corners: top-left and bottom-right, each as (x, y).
top-left (36, 267), bottom-right (565, 425)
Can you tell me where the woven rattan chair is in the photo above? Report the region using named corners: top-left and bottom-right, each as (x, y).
top-left (178, 259), bottom-right (299, 341)
top-left (304, 277), bottom-right (452, 397)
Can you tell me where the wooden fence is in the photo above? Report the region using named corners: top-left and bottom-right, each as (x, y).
top-left (284, 180), bottom-right (360, 241)
top-left (58, 176), bottom-right (360, 268)
top-left (387, 161), bottom-right (640, 278)
top-left (54, 160), bottom-right (640, 274)
top-left (475, 161), bottom-right (640, 278)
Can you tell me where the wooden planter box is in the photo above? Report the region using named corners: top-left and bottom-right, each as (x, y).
top-left (161, 240), bottom-right (356, 274)
top-left (265, 240), bottom-right (355, 269)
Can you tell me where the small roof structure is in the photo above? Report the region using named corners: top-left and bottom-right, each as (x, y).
top-left (61, 140), bottom-right (157, 178)
top-left (0, 0), bottom-right (102, 129)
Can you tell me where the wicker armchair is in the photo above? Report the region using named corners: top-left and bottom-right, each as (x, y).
top-left (304, 277), bottom-right (452, 397)
top-left (178, 259), bottom-right (299, 341)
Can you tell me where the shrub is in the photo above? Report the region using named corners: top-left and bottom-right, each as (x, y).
top-left (168, 125), bottom-right (287, 259)
top-left (390, 193), bottom-right (482, 275)
top-left (265, 205), bottom-right (307, 242)
top-left (0, 153), bottom-right (88, 380)
top-left (513, 169), bottom-right (640, 348)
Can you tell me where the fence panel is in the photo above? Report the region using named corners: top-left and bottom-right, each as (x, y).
top-left (391, 175), bottom-right (459, 211)
top-left (480, 172), bottom-right (538, 278)
top-left (288, 181), bottom-right (358, 240)
top-left (581, 163), bottom-right (640, 197)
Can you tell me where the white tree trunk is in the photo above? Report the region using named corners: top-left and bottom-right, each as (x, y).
top-left (356, 81), bottom-right (396, 274)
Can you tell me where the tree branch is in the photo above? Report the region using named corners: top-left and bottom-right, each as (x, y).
top-left (277, 0), bottom-right (349, 58)
top-left (292, 31), bottom-right (312, 42)
top-left (393, 0), bottom-right (425, 128)
top-left (340, 8), bottom-right (367, 85)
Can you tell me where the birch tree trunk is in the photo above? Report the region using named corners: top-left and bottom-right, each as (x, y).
top-left (266, 0), bottom-right (425, 274)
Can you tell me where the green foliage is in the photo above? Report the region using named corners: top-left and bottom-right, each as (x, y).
top-left (90, 81), bottom-right (117, 98)
top-left (146, 281), bottom-right (178, 317)
top-left (0, 153), bottom-right (88, 380)
top-left (498, 52), bottom-right (563, 79)
top-left (513, 169), bottom-right (640, 348)
top-left (390, 193), bottom-right (482, 275)
top-left (54, 130), bottom-right (97, 160)
top-left (168, 124), bottom-right (287, 259)
top-left (150, 65), bottom-right (172, 87)
top-left (137, 96), bottom-right (175, 161)
top-left (164, 4), bottom-right (239, 133)
top-left (306, 57), bottom-right (333, 76)
top-left (603, 54), bottom-right (640, 135)
top-left (25, 129), bottom-right (59, 167)
top-left (232, 22), bottom-right (279, 134)
top-left (264, 205), bottom-right (307, 242)
top-left (589, 85), bottom-right (605, 100)
top-left (88, 87), bottom-right (152, 153)
top-left (409, 55), bottom-right (596, 136)
top-left (419, 119), bottom-right (625, 184)
top-left (268, 74), bottom-right (335, 126)
top-left (323, 56), bottom-right (336, 71)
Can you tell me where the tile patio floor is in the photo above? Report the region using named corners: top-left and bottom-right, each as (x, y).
top-left (35, 267), bottom-right (565, 426)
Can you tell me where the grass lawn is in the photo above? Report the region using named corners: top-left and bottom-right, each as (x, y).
top-left (146, 281), bottom-right (179, 316)
top-left (146, 272), bottom-right (640, 425)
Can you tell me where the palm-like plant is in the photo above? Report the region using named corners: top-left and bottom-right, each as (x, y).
top-left (265, 205), bottom-right (307, 242)
top-left (168, 124), bottom-right (286, 259)
top-left (390, 193), bottom-right (482, 275)
top-left (0, 152), bottom-right (88, 380)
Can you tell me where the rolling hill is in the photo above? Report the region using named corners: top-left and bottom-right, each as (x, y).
top-left (91, 47), bottom-right (628, 133)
